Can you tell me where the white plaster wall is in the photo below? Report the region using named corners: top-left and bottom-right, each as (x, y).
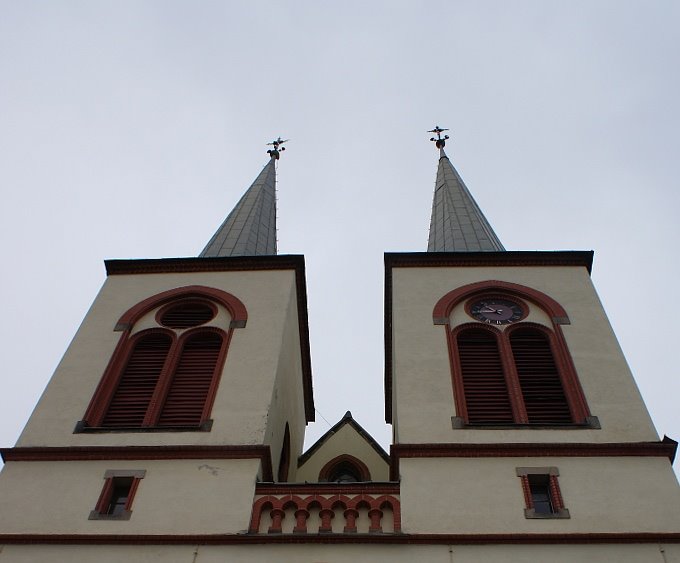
top-left (0, 458), bottom-right (260, 534)
top-left (263, 284), bottom-right (308, 482)
top-left (296, 423), bottom-right (390, 482)
top-left (16, 269), bottom-right (301, 448)
top-left (399, 456), bottom-right (680, 534)
top-left (1, 543), bottom-right (679, 563)
top-left (390, 265), bottom-right (659, 444)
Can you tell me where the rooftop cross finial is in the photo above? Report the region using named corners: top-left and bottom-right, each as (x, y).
top-left (266, 136), bottom-right (289, 160)
top-left (428, 125), bottom-right (450, 149)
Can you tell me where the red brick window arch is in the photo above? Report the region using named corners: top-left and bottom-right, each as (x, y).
top-left (79, 286), bottom-right (247, 431)
top-left (435, 281), bottom-right (593, 427)
top-left (319, 454), bottom-right (371, 483)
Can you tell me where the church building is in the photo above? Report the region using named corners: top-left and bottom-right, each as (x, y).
top-left (1, 131), bottom-right (679, 561)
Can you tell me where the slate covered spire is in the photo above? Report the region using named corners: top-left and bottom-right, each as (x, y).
top-left (200, 140), bottom-right (286, 258)
top-left (427, 127), bottom-right (504, 252)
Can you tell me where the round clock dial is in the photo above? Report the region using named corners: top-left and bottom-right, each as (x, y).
top-left (469, 298), bottom-right (525, 325)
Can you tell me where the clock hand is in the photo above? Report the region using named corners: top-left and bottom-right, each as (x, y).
top-left (481, 307), bottom-right (505, 314)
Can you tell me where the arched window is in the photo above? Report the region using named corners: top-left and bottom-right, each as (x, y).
top-left (318, 454), bottom-right (371, 483)
top-left (457, 328), bottom-right (513, 424)
top-left (436, 281), bottom-right (592, 427)
top-left (509, 327), bottom-right (571, 424)
top-left (80, 286), bottom-right (247, 431)
top-left (328, 462), bottom-right (362, 483)
top-left (101, 332), bottom-right (173, 428)
top-left (157, 330), bottom-right (224, 427)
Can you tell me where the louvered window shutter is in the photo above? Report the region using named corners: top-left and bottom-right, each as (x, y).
top-left (510, 328), bottom-right (572, 424)
top-left (102, 333), bottom-right (172, 427)
top-left (158, 331), bottom-right (223, 427)
top-left (457, 328), bottom-right (514, 423)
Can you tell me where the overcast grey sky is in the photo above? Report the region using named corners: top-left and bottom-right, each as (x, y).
top-left (1, 2), bottom-right (678, 473)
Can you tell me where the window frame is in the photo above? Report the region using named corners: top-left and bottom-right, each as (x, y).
top-left (318, 454), bottom-right (372, 483)
top-left (450, 321), bottom-right (590, 427)
top-left (516, 466), bottom-right (570, 519)
top-left (89, 469), bottom-right (146, 521)
top-left (433, 281), bottom-right (593, 429)
top-left (78, 286), bottom-right (247, 432)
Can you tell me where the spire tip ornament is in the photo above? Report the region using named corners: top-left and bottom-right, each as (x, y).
top-left (267, 136), bottom-right (289, 160)
top-left (428, 125), bottom-right (449, 149)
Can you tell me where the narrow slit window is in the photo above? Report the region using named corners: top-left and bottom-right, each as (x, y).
top-left (516, 467), bottom-right (570, 519)
top-left (527, 474), bottom-right (553, 514)
top-left (105, 476), bottom-right (134, 516)
top-left (89, 470), bottom-right (145, 521)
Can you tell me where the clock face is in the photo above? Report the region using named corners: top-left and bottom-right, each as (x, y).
top-left (469, 298), bottom-right (525, 325)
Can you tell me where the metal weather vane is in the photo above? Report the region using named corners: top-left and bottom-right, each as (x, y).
top-left (428, 126), bottom-right (449, 149)
top-left (267, 136), bottom-right (289, 159)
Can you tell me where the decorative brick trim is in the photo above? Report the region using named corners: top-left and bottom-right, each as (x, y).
top-left (0, 445), bottom-right (274, 481)
top-left (255, 483), bottom-right (400, 495)
top-left (389, 440), bottom-right (678, 481)
top-left (115, 285), bottom-right (247, 330)
top-left (2, 532), bottom-right (680, 545)
top-left (248, 490), bottom-right (401, 535)
top-left (432, 280), bottom-right (570, 324)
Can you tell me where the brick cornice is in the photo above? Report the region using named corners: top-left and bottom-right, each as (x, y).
top-left (1, 532), bottom-right (679, 545)
top-left (254, 482), bottom-right (400, 495)
top-left (105, 255), bottom-right (306, 276)
top-left (390, 440), bottom-right (678, 481)
top-left (0, 445), bottom-right (273, 480)
top-left (384, 251), bottom-right (594, 273)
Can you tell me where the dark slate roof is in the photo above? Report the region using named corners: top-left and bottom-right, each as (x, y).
top-left (297, 411), bottom-right (390, 466)
top-left (427, 148), bottom-right (504, 252)
top-left (200, 157), bottom-right (277, 257)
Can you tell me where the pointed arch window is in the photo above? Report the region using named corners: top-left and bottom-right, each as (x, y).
top-left (78, 286), bottom-right (247, 432)
top-left (435, 281), bottom-right (595, 428)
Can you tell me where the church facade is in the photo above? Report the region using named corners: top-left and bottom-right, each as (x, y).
top-left (1, 137), bottom-right (679, 562)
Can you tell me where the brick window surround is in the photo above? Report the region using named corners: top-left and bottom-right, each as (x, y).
top-left (319, 454), bottom-right (372, 483)
top-left (79, 286), bottom-right (247, 431)
top-left (433, 281), bottom-right (593, 428)
top-left (89, 469), bottom-right (146, 521)
top-left (516, 466), bottom-right (570, 519)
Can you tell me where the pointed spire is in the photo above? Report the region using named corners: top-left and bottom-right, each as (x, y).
top-left (427, 127), bottom-right (504, 252)
top-left (200, 140), bottom-right (287, 258)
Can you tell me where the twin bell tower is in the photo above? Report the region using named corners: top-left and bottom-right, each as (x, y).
top-left (1, 130), bottom-right (679, 562)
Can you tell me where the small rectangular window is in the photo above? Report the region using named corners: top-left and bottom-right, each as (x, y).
top-left (89, 470), bottom-right (145, 521)
top-left (105, 476), bottom-right (134, 516)
top-left (516, 467), bottom-right (570, 519)
top-left (527, 474), bottom-right (554, 514)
